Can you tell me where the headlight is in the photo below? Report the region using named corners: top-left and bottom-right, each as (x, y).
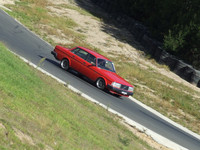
top-left (128, 87), bottom-right (134, 92)
top-left (111, 82), bottom-right (121, 88)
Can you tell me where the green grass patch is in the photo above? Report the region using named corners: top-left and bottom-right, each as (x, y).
top-left (0, 43), bottom-right (154, 149)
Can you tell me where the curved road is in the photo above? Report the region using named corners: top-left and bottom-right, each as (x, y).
top-left (0, 9), bottom-right (200, 150)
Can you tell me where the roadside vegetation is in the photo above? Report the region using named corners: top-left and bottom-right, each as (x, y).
top-left (4, 0), bottom-right (200, 137)
top-left (0, 43), bottom-right (154, 149)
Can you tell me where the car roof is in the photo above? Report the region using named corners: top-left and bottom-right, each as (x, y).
top-left (77, 46), bottom-right (111, 61)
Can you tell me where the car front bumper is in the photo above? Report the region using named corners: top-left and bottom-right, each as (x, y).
top-left (107, 85), bottom-right (133, 96)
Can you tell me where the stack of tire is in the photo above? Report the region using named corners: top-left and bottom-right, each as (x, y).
top-left (173, 60), bottom-right (200, 87)
top-left (138, 33), bottom-right (200, 87)
top-left (154, 47), bottom-right (200, 87)
top-left (141, 35), bottom-right (160, 55)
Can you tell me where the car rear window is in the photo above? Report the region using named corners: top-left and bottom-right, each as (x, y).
top-left (73, 49), bottom-right (89, 60)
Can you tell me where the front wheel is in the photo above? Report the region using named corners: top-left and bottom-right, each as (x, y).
top-left (96, 78), bottom-right (105, 90)
top-left (60, 59), bottom-right (69, 70)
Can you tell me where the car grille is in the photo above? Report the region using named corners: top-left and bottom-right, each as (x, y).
top-left (120, 84), bottom-right (129, 90)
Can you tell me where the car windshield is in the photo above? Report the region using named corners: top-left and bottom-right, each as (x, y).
top-left (97, 59), bottom-right (116, 72)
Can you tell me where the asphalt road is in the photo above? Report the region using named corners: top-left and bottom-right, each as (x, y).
top-left (0, 9), bottom-right (200, 150)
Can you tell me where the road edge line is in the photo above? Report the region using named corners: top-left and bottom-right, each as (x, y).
top-left (129, 96), bottom-right (200, 142)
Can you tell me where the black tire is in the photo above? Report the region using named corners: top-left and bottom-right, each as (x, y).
top-left (60, 59), bottom-right (69, 70)
top-left (96, 78), bottom-right (105, 90)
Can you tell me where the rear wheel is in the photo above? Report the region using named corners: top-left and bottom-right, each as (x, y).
top-left (96, 78), bottom-right (105, 90)
top-left (60, 59), bottom-right (69, 70)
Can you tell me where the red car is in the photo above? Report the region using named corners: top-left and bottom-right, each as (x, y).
top-left (51, 45), bottom-right (134, 96)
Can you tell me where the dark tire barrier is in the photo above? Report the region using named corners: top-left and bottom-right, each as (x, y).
top-left (153, 47), bottom-right (163, 61)
top-left (159, 52), bottom-right (178, 71)
top-left (157, 50), bottom-right (170, 64)
top-left (190, 70), bottom-right (200, 85)
top-left (141, 35), bottom-right (157, 55)
top-left (198, 80), bottom-right (200, 88)
top-left (130, 24), bottom-right (147, 42)
top-left (173, 60), bottom-right (187, 75)
top-left (180, 65), bottom-right (194, 82)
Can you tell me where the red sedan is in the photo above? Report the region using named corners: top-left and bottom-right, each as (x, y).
top-left (51, 45), bottom-right (134, 96)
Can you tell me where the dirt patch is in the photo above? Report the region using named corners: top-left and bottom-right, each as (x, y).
top-left (13, 127), bottom-right (53, 149)
top-left (0, 0), bottom-right (16, 10)
top-left (0, 0), bottom-right (15, 5)
top-left (40, 24), bottom-right (74, 45)
top-left (13, 127), bottom-right (35, 145)
top-left (121, 121), bottom-right (171, 150)
top-left (49, 0), bottom-right (72, 5)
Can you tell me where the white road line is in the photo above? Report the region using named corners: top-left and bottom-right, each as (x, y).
top-left (129, 96), bottom-right (200, 143)
top-left (0, 5), bottom-right (12, 12)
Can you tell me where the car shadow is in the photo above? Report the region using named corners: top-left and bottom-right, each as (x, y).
top-left (38, 55), bottom-right (122, 99)
top-left (39, 55), bottom-right (60, 67)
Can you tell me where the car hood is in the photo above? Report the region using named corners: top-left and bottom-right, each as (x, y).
top-left (102, 70), bottom-right (132, 87)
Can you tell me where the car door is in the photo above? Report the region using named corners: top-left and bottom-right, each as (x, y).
top-left (82, 53), bottom-right (99, 81)
top-left (70, 48), bottom-right (89, 74)
top-left (69, 48), bottom-right (80, 69)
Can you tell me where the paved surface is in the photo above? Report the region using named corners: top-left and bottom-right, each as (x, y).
top-left (0, 9), bottom-right (200, 150)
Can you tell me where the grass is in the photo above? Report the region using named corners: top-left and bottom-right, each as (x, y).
top-left (60, 4), bottom-right (100, 21)
top-left (4, 0), bottom-right (200, 135)
top-left (0, 43), bottom-right (154, 149)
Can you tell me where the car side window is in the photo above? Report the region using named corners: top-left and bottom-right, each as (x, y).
top-left (71, 48), bottom-right (80, 54)
top-left (105, 62), bottom-right (113, 70)
top-left (75, 49), bottom-right (89, 60)
top-left (86, 54), bottom-right (96, 65)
